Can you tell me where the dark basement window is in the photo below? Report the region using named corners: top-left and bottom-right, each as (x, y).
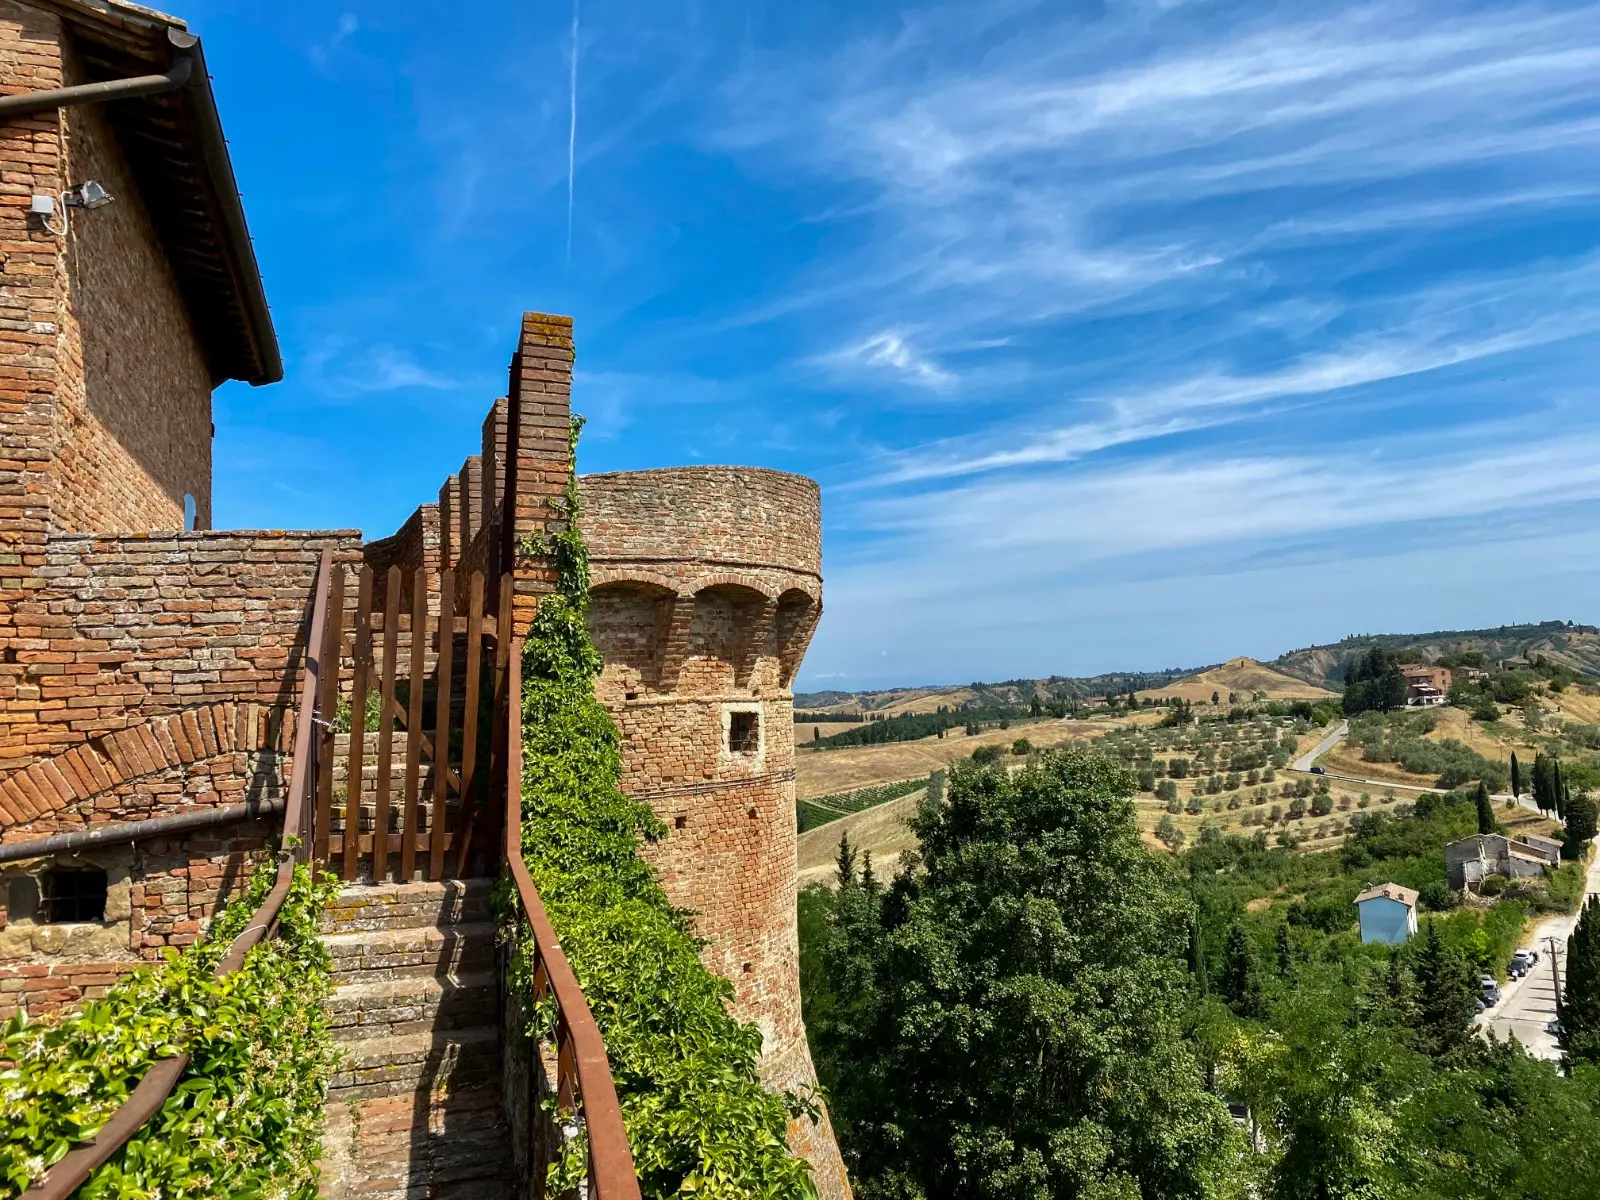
top-left (40, 868), bottom-right (108, 923)
top-left (729, 711), bottom-right (760, 755)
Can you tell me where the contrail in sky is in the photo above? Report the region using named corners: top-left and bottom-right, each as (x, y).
top-left (566, 0), bottom-right (579, 262)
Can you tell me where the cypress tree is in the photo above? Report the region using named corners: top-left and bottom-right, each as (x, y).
top-left (1275, 924), bottom-right (1294, 978)
top-left (1188, 914), bottom-right (1209, 997)
top-left (836, 831), bottom-right (857, 889)
top-left (1555, 758), bottom-right (1567, 820)
top-left (1219, 923), bottom-right (1267, 1018)
top-left (861, 849), bottom-right (879, 895)
top-left (1561, 896), bottom-right (1600, 1071)
top-left (1510, 751), bottom-right (1522, 799)
top-left (1413, 920), bottom-right (1478, 1060)
top-left (1475, 781), bottom-right (1495, 835)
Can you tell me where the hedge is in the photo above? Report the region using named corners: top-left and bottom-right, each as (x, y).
top-left (510, 417), bottom-right (816, 1199)
top-left (0, 863), bottom-right (338, 1199)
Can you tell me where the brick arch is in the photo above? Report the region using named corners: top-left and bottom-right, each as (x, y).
top-left (588, 567), bottom-right (684, 597)
top-left (775, 589), bottom-right (822, 690)
top-left (684, 571), bottom-right (780, 600)
top-left (0, 702), bottom-right (289, 831)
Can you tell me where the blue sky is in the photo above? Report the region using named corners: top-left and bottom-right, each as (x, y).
top-left (193, 0), bottom-right (1600, 691)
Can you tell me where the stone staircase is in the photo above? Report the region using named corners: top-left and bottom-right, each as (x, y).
top-left (319, 879), bottom-right (512, 1200)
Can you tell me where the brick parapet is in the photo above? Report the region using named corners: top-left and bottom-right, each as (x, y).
top-left (0, 528), bottom-right (361, 777)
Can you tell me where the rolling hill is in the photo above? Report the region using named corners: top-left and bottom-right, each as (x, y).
top-left (1141, 657), bottom-right (1338, 703)
top-left (1272, 621), bottom-right (1600, 689)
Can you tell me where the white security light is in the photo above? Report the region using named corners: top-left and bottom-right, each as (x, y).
top-left (64, 180), bottom-right (112, 209)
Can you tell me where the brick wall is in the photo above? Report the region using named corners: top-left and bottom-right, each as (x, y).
top-left (0, 4), bottom-right (214, 545)
top-left (0, 0), bottom-right (69, 562)
top-left (55, 39), bottom-right (213, 533)
top-left (0, 530), bottom-right (361, 783)
top-left (578, 468), bottom-right (822, 1089)
top-left (0, 818), bottom-right (275, 1018)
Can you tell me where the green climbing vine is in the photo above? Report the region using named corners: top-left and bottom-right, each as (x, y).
top-left (511, 415), bottom-right (817, 1200)
top-left (0, 863), bottom-right (339, 1199)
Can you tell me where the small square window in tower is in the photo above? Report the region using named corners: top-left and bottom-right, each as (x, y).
top-left (40, 868), bottom-right (108, 923)
top-left (729, 711), bottom-right (761, 755)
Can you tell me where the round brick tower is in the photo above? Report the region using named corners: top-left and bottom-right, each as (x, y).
top-left (577, 467), bottom-right (850, 1198)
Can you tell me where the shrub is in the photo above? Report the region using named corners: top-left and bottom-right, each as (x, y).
top-left (1013, 738), bottom-right (1034, 756)
top-left (971, 744), bottom-right (1003, 765)
top-left (0, 864), bottom-right (337, 1199)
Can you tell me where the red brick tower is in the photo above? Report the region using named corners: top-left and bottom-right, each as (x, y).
top-left (578, 468), bottom-right (851, 1198)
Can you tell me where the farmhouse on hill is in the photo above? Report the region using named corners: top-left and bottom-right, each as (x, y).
top-left (1444, 833), bottom-right (1562, 891)
top-left (1400, 663), bottom-right (1452, 707)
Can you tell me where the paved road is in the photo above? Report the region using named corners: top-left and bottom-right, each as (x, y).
top-left (1477, 838), bottom-right (1600, 1060)
top-left (1287, 718), bottom-right (1545, 815)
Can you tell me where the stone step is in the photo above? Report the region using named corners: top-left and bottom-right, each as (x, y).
top-left (329, 1027), bottom-right (501, 1101)
top-left (324, 922), bottom-right (498, 985)
top-left (322, 1090), bottom-right (512, 1200)
top-left (328, 972), bottom-right (499, 1042)
top-left (321, 879), bottom-right (495, 935)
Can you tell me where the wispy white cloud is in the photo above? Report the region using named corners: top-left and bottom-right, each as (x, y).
top-left (823, 329), bottom-right (955, 390)
top-left (303, 342), bottom-right (464, 397)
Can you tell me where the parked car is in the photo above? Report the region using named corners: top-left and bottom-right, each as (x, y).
top-left (1508, 959), bottom-right (1526, 980)
top-left (1480, 975), bottom-right (1502, 1006)
top-left (1310, 766), bottom-right (1327, 775)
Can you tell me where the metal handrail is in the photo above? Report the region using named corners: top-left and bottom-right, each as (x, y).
top-left (500, 639), bottom-right (643, 1199)
top-left (24, 551), bottom-right (334, 1199)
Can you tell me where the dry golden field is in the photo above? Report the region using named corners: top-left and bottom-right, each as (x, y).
top-left (1141, 657), bottom-right (1339, 704)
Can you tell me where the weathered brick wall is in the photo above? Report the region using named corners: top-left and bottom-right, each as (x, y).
top-left (577, 469), bottom-right (824, 1075)
top-left (0, 0), bottom-right (69, 563)
top-left (0, 817), bottom-right (275, 1018)
top-left (0, 529), bottom-right (361, 782)
top-left (577, 465), bottom-right (844, 1193)
top-left (55, 39), bottom-right (213, 533)
top-left (0, 4), bottom-right (213, 545)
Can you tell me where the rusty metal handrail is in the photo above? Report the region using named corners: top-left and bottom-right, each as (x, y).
top-left (501, 639), bottom-right (643, 1199)
top-left (25, 551), bottom-right (334, 1200)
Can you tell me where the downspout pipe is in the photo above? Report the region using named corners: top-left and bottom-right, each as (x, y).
top-left (0, 796), bottom-right (285, 865)
top-left (0, 31), bottom-right (195, 119)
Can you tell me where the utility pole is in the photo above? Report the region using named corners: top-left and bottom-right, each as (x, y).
top-left (1548, 936), bottom-right (1565, 1010)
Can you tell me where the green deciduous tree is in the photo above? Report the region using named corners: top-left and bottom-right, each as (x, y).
top-left (816, 751), bottom-right (1235, 1199)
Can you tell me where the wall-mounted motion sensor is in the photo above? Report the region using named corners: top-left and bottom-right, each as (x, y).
top-left (29, 195), bottom-right (55, 215)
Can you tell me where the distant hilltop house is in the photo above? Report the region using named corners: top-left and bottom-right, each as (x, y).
top-left (1400, 664), bottom-right (1452, 707)
top-left (1445, 833), bottom-right (1563, 891)
top-left (1354, 883), bottom-right (1419, 944)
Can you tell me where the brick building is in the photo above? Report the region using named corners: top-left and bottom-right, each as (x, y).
top-left (0, 3), bottom-right (849, 1195)
top-left (1400, 663), bottom-right (1452, 706)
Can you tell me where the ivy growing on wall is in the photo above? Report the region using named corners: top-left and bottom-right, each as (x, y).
top-left (0, 863), bottom-right (339, 1199)
top-left (512, 416), bottom-right (817, 1199)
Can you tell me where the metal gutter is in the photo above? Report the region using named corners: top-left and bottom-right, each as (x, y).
top-left (0, 49), bottom-right (191, 117)
top-left (0, 795), bottom-right (285, 865)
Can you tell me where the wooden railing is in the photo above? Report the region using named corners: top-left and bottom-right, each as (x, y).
top-left (314, 565), bottom-right (507, 883)
top-left (24, 551), bottom-right (335, 1200)
top-left (500, 640), bottom-right (644, 1199)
